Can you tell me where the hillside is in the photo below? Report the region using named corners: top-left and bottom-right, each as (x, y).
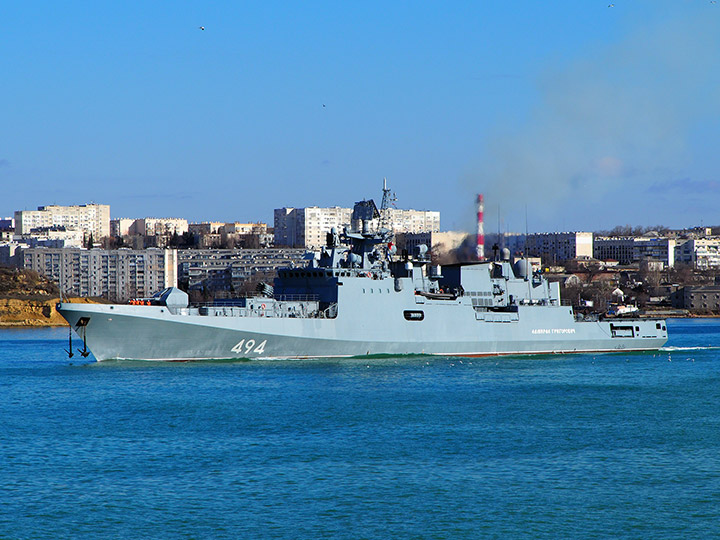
top-left (0, 266), bottom-right (59, 300)
top-left (0, 266), bottom-right (101, 326)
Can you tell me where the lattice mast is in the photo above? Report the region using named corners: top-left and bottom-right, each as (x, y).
top-left (378, 177), bottom-right (396, 232)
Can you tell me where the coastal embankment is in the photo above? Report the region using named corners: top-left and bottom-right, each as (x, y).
top-left (0, 266), bottom-right (106, 327)
top-left (0, 297), bottom-right (101, 327)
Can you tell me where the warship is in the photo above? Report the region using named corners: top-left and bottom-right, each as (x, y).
top-left (57, 193), bottom-right (668, 362)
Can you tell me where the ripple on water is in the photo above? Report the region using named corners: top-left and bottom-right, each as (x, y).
top-left (1, 321), bottom-right (720, 539)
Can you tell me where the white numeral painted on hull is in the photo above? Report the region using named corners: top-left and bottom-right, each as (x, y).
top-left (231, 339), bottom-right (267, 355)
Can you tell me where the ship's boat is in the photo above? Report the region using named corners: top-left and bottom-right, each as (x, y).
top-left (57, 197), bottom-right (668, 361)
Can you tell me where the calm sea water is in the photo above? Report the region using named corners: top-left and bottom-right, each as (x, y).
top-left (1, 319), bottom-right (719, 539)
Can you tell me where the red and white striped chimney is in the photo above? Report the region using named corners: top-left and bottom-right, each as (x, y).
top-left (476, 193), bottom-right (484, 260)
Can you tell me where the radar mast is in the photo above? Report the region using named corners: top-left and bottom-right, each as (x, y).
top-left (378, 177), bottom-right (396, 232)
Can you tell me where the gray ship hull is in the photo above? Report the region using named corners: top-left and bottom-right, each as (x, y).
top-left (57, 301), bottom-right (667, 361)
top-left (55, 200), bottom-right (668, 362)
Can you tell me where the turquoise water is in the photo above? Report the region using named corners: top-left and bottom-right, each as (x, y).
top-left (1, 319), bottom-right (719, 539)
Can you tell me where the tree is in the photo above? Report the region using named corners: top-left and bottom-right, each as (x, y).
top-left (86, 232), bottom-right (94, 249)
top-left (180, 231), bottom-right (195, 248)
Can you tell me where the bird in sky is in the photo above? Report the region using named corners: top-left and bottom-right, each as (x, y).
top-left (198, 26), bottom-right (205, 31)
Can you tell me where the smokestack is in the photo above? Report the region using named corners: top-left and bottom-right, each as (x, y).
top-left (476, 193), bottom-right (484, 260)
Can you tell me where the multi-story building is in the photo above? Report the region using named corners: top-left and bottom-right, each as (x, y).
top-left (15, 204), bottom-right (110, 238)
top-left (594, 236), bottom-right (676, 267)
top-left (274, 206), bottom-right (440, 249)
top-left (177, 248), bottom-right (306, 293)
top-left (0, 242), bottom-right (26, 266)
top-left (386, 209), bottom-right (440, 234)
top-left (484, 233), bottom-right (527, 258)
top-left (634, 237), bottom-right (676, 268)
top-left (221, 223), bottom-right (272, 249)
top-left (110, 218), bottom-right (135, 237)
top-left (675, 238), bottom-right (720, 269)
top-left (129, 218), bottom-right (188, 237)
top-left (188, 222), bottom-right (225, 235)
top-left (21, 247), bottom-right (177, 301)
top-left (274, 207), bottom-right (353, 249)
top-left (18, 226), bottom-right (85, 248)
top-left (593, 237), bottom-right (635, 264)
top-left (672, 285), bottom-right (720, 311)
top-left (187, 222), bottom-right (271, 249)
top-left (273, 208), bottom-right (297, 247)
top-left (525, 232), bottom-right (593, 264)
top-left (221, 222), bottom-right (268, 235)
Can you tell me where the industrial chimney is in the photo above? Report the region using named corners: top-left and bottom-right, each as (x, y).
top-left (476, 194), bottom-right (484, 261)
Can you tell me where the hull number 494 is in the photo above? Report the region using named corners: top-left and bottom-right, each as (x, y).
top-left (231, 339), bottom-right (267, 355)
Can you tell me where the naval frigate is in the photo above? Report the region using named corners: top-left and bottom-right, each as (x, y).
top-left (57, 195), bottom-right (668, 361)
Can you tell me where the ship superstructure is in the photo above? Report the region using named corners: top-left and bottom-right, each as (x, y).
top-left (57, 192), bottom-right (668, 361)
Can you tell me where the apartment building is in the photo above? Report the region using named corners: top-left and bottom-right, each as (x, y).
top-left (675, 238), bottom-right (720, 269)
top-left (21, 247), bottom-right (177, 301)
top-left (274, 205), bottom-right (440, 249)
top-left (484, 232), bottom-right (527, 258)
top-left (110, 218), bottom-right (135, 237)
top-left (634, 237), bottom-right (676, 268)
top-left (274, 207), bottom-right (353, 248)
top-left (221, 222), bottom-right (268, 235)
top-left (15, 204), bottom-right (110, 238)
top-left (177, 248), bottom-right (306, 292)
top-left (593, 237), bottom-right (635, 264)
top-left (387, 209), bottom-right (440, 234)
top-left (593, 236), bottom-right (676, 267)
top-left (18, 227), bottom-right (85, 248)
top-left (188, 222), bottom-right (226, 235)
top-left (129, 218), bottom-right (188, 237)
top-left (525, 232), bottom-right (594, 264)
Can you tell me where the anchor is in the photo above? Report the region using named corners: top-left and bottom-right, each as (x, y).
top-left (75, 317), bottom-right (91, 358)
top-left (78, 334), bottom-right (90, 358)
top-left (63, 326), bottom-right (74, 358)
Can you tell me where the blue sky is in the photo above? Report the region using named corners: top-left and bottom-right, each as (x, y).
top-left (2, 0), bottom-right (719, 233)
